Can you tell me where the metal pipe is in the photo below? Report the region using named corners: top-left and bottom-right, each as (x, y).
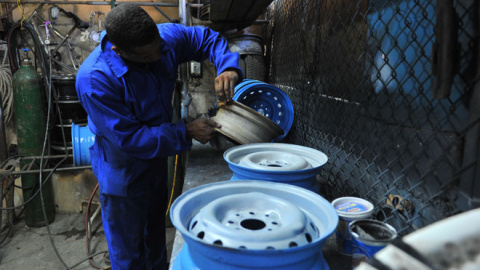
top-left (0, 165), bottom-right (92, 176)
top-left (178, 0), bottom-right (186, 25)
top-left (0, 177), bottom-right (3, 230)
top-left (431, 0), bottom-right (458, 99)
top-left (179, 0), bottom-right (190, 120)
top-left (0, 0), bottom-right (178, 6)
top-left (0, 95), bottom-right (8, 164)
top-left (193, 19), bottom-right (270, 27)
top-left (459, 2), bottom-right (480, 207)
top-left (154, 5), bottom-right (173, 23)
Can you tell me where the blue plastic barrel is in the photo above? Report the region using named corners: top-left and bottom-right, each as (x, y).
top-left (233, 79), bottom-right (294, 142)
top-left (71, 123), bottom-right (95, 166)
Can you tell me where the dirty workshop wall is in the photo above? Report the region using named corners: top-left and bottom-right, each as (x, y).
top-left (266, 0), bottom-right (479, 234)
top-left (4, 0), bottom-right (238, 121)
top-left (6, 1), bottom-right (178, 67)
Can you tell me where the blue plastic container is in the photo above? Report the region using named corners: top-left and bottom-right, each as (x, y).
top-left (71, 123), bottom-right (95, 166)
top-left (233, 79), bottom-right (294, 142)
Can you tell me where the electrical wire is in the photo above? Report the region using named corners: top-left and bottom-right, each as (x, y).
top-left (0, 207), bottom-right (24, 246)
top-left (38, 49), bottom-right (108, 270)
top-left (16, 0), bottom-right (26, 26)
top-left (0, 157), bottom-right (66, 210)
top-left (68, 251), bottom-right (109, 270)
top-left (38, 48), bottom-right (71, 270)
top-left (2, 20), bottom-right (69, 211)
top-left (5, 13), bottom-right (184, 270)
top-left (85, 183), bottom-right (110, 269)
top-left (0, 66), bottom-right (13, 124)
top-left (7, 22), bottom-right (38, 74)
top-left (85, 183), bottom-right (99, 268)
top-left (165, 154), bottom-right (179, 217)
top-left (0, 155), bottom-right (24, 168)
top-left (0, 222), bottom-right (13, 246)
top-left (5, 19), bottom-right (108, 269)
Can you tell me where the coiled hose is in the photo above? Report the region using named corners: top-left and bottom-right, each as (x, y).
top-left (0, 66), bottom-right (13, 124)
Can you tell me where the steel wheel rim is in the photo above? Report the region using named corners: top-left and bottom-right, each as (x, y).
top-left (211, 101), bottom-right (283, 144)
top-left (238, 150), bottom-right (312, 171)
top-left (171, 180), bottom-right (338, 269)
top-left (233, 79), bottom-right (294, 141)
top-left (223, 143), bottom-right (328, 192)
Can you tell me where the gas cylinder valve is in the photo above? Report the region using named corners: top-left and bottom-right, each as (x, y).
top-left (21, 48), bottom-right (32, 65)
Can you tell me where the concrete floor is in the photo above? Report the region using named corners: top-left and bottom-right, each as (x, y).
top-left (0, 198), bottom-right (177, 270)
top-left (0, 140), bottom-right (351, 270)
top-left (1, 209), bottom-right (107, 269)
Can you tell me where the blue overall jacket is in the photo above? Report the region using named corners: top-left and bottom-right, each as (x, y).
top-left (76, 23), bottom-right (241, 197)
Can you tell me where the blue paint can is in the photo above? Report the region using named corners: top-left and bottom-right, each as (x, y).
top-left (331, 197), bottom-right (374, 255)
top-left (349, 219), bottom-right (397, 267)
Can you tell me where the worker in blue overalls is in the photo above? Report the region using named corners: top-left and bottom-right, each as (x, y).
top-left (76, 3), bottom-right (242, 269)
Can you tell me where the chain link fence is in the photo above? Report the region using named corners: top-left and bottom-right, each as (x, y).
top-left (265, 0), bottom-right (479, 234)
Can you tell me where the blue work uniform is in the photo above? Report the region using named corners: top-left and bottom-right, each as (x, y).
top-left (75, 23), bottom-right (241, 270)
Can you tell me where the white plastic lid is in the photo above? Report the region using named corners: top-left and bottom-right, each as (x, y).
top-left (331, 196), bottom-right (374, 220)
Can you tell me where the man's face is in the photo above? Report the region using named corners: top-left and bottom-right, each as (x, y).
top-left (114, 34), bottom-right (162, 64)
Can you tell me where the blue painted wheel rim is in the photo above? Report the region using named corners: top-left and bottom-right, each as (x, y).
top-left (233, 79), bottom-right (294, 142)
top-left (170, 180), bottom-right (338, 270)
top-left (224, 143), bottom-right (328, 192)
top-left (71, 123), bottom-right (95, 166)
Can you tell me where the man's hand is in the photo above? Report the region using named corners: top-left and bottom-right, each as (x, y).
top-left (186, 118), bottom-right (221, 144)
top-left (215, 69), bottom-right (239, 105)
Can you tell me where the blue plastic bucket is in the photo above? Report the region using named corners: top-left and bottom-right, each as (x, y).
top-left (233, 79), bottom-right (294, 142)
top-left (71, 123), bottom-right (95, 166)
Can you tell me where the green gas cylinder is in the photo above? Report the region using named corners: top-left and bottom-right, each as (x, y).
top-left (13, 49), bottom-right (55, 227)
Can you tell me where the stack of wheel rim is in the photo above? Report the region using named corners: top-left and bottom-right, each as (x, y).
top-left (170, 180), bottom-right (338, 270)
top-left (233, 79), bottom-right (294, 142)
top-left (50, 74), bottom-right (88, 165)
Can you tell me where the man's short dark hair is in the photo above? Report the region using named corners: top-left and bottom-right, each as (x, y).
top-left (105, 3), bottom-right (159, 52)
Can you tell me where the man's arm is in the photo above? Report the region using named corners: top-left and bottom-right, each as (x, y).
top-left (160, 24), bottom-right (243, 102)
top-left (77, 74), bottom-right (193, 159)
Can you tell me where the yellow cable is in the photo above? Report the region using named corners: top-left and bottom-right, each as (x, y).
top-left (17, 0), bottom-right (26, 26)
top-left (165, 154), bottom-right (178, 217)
